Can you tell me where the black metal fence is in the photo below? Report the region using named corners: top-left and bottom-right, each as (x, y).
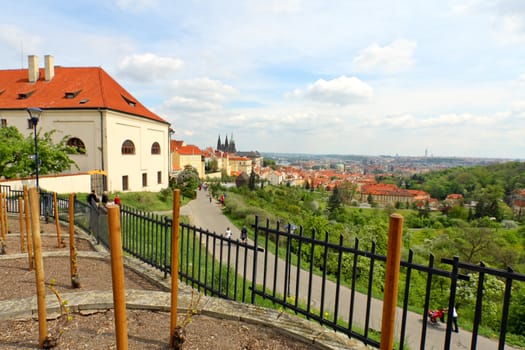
top-left (2, 186), bottom-right (525, 350)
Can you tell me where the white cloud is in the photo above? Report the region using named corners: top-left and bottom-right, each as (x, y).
top-left (117, 53), bottom-right (183, 82)
top-left (353, 39), bottom-right (416, 74)
top-left (251, 0), bottom-right (303, 14)
top-left (116, 0), bottom-right (158, 12)
top-left (292, 76), bottom-right (373, 105)
top-left (159, 78), bottom-right (238, 114)
top-left (493, 14), bottom-right (525, 43)
top-left (0, 24), bottom-right (41, 52)
top-left (169, 78), bottom-right (238, 103)
top-left (161, 96), bottom-right (220, 113)
top-left (365, 112), bottom-right (497, 129)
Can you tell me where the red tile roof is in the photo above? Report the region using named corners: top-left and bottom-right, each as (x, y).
top-left (0, 66), bottom-right (168, 124)
top-left (170, 140), bottom-right (184, 152)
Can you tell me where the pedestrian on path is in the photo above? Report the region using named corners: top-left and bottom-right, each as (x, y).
top-left (451, 307), bottom-right (459, 333)
top-left (225, 227), bottom-right (232, 239)
top-left (241, 226), bottom-right (247, 243)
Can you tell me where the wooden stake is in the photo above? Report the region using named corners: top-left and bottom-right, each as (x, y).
top-left (107, 204), bottom-right (128, 350)
top-left (69, 193), bottom-right (80, 288)
top-left (28, 187), bottom-right (48, 348)
top-left (53, 192), bottom-right (62, 247)
top-left (23, 186), bottom-right (34, 270)
top-left (18, 197), bottom-right (26, 253)
top-left (169, 189), bottom-right (181, 348)
top-left (380, 214), bottom-right (404, 350)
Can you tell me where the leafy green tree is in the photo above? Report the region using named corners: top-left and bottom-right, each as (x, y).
top-left (249, 170), bottom-right (257, 191)
top-left (263, 158), bottom-right (277, 169)
top-left (171, 166), bottom-right (199, 199)
top-left (205, 158), bottom-right (219, 173)
top-left (327, 186), bottom-right (342, 217)
top-left (236, 172), bottom-right (249, 188)
top-left (0, 126), bottom-right (77, 179)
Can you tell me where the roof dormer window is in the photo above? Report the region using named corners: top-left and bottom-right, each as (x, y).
top-left (18, 90), bottom-right (35, 99)
top-left (64, 90), bottom-right (81, 99)
top-left (79, 99), bottom-right (89, 104)
top-left (121, 94), bottom-right (136, 107)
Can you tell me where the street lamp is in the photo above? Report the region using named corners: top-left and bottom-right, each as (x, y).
top-left (27, 107), bottom-right (43, 191)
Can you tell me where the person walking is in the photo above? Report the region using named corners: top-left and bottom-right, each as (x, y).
top-left (451, 307), bottom-right (459, 333)
top-left (87, 189), bottom-right (99, 208)
top-left (241, 226), bottom-right (248, 243)
top-left (225, 227), bottom-right (232, 239)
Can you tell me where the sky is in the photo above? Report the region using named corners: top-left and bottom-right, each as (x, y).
top-left (1, 0), bottom-right (525, 159)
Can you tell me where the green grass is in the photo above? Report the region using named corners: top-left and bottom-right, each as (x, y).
top-left (76, 190), bottom-right (191, 213)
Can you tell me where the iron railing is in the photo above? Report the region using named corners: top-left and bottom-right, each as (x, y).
top-left (2, 186), bottom-right (524, 350)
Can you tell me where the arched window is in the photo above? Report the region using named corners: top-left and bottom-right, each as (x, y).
top-left (151, 142), bottom-right (161, 155)
top-left (66, 137), bottom-right (86, 154)
top-left (121, 140), bottom-right (136, 155)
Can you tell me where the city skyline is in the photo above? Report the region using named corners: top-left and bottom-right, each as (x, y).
top-left (1, 1), bottom-right (525, 159)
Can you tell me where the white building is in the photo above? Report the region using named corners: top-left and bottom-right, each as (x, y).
top-left (0, 55), bottom-right (171, 193)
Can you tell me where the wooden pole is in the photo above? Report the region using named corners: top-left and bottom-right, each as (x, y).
top-left (18, 197), bottom-right (26, 253)
top-left (107, 204), bottom-right (128, 350)
top-left (53, 192), bottom-right (62, 247)
top-left (28, 187), bottom-right (48, 348)
top-left (69, 193), bottom-right (80, 288)
top-left (380, 214), bottom-right (404, 350)
top-left (169, 189), bottom-right (181, 348)
top-left (23, 186), bottom-right (34, 270)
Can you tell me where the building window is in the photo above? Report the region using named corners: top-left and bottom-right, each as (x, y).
top-left (66, 137), bottom-right (86, 154)
top-left (122, 176), bottom-right (129, 191)
top-left (1, 119), bottom-right (6, 128)
top-left (121, 140), bottom-right (135, 155)
top-left (142, 173), bottom-right (148, 187)
top-left (157, 171), bottom-right (162, 184)
top-left (27, 119), bottom-right (33, 129)
top-left (151, 142), bottom-right (161, 155)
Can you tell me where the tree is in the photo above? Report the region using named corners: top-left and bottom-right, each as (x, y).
top-left (327, 186), bottom-right (343, 218)
top-left (235, 172), bottom-right (249, 188)
top-left (249, 170), bottom-right (257, 191)
top-left (171, 166), bottom-right (199, 199)
top-left (0, 126), bottom-right (77, 179)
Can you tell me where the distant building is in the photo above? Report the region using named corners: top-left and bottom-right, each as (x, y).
top-left (0, 55), bottom-right (170, 193)
top-left (171, 140), bottom-right (205, 179)
top-left (359, 183), bottom-right (432, 207)
top-left (216, 133), bottom-right (236, 153)
top-left (236, 151), bottom-right (263, 168)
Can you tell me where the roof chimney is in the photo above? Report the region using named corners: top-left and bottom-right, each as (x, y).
top-left (44, 55), bottom-right (55, 81)
top-left (28, 55), bottom-right (39, 83)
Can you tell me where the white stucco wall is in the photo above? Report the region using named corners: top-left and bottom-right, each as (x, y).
top-left (0, 173), bottom-right (91, 194)
top-left (1, 108), bottom-right (170, 193)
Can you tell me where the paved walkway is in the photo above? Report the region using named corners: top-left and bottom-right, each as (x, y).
top-left (181, 189), bottom-right (517, 350)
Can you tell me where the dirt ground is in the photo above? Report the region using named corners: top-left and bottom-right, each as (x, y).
top-left (0, 218), bottom-right (315, 349)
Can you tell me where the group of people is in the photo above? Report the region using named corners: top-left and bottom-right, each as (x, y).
top-left (225, 225), bottom-right (248, 243)
top-left (87, 189), bottom-right (121, 210)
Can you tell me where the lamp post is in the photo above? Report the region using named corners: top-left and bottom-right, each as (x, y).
top-left (27, 107), bottom-right (43, 191)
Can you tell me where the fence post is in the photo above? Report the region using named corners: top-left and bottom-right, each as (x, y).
top-left (28, 187), bottom-right (49, 348)
top-left (169, 189), bottom-right (181, 348)
top-left (69, 193), bottom-right (80, 288)
top-left (107, 204), bottom-right (128, 350)
top-left (53, 192), bottom-right (62, 247)
top-left (18, 197), bottom-right (25, 253)
top-left (23, 186), bottom-right (34, 270)
top-left (380, 214), bottom-right (404, 350)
